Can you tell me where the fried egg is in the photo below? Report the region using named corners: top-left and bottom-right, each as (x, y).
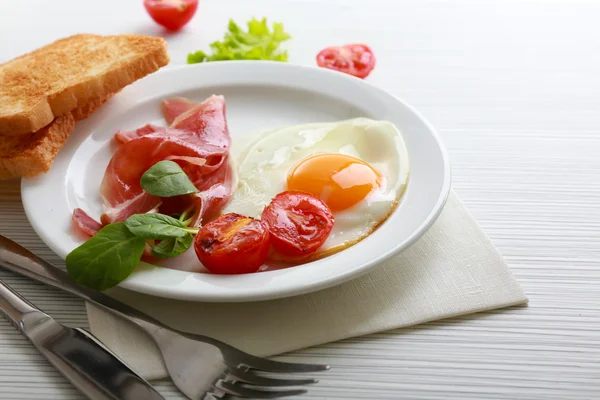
top-left (222, 118), bottom-right (410, 258)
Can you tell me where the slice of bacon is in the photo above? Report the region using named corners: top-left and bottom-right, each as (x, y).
top-left (72, 208), bottom-right (103, 237)
top-left (99, 96), bottom-right (231, 224)
top-left (162, 97), bottom-right (198, 125)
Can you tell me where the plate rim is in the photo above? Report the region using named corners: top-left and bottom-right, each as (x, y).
top-left (21, 61), bottom-right (451, 302)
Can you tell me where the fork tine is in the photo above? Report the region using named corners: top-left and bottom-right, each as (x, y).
top-left (216, 380), bottom-right (306, 398)
top-left (228, 369), bottom-right (318, 387)
top-left (240, 355), bottom-right (330, 373)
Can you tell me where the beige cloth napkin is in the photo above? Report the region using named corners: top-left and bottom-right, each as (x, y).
top-left (87, 191), bottom-right (527, 380)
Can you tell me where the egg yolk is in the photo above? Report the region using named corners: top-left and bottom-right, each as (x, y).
top-left (287, 154), bottom-right (381, 212)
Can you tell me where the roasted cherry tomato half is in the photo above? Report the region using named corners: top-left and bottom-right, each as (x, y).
top-left (261, 191), bottom-right (334, 257)
top-left (194, 213), bottom-right (270, 274)
top-left (316, 43), bottom-right (376, 79)
top-left (143, 0), bottom-right (198, 31)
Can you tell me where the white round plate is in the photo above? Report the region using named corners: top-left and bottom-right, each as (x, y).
top-left (22, 62), bottom-right (450, 302)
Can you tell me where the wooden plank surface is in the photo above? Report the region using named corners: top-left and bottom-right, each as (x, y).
top-left (0, 0), bottom-right (599, 399)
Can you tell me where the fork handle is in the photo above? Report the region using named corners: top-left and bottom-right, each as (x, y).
top-left (0, 235), bottom-right (167, 332)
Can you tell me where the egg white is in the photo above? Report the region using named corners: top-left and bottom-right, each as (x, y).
top-left (223, 118), bottom-right (410, 258)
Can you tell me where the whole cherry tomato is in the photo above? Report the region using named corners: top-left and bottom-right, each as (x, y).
top-left (316, 44), bottom-right (376, 79)
top-left (143, 0), bottom-right (198, 31)
top-left (261, 191), bottom-right (334, 257)
top-left (194, 213), bottom-right (270, 274)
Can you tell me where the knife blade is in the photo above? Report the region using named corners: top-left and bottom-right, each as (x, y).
top-left (0, 278), bottom-right (164, 400)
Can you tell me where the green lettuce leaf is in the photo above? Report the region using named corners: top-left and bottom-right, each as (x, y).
top-left (187, 17), bottom-right (291, 63)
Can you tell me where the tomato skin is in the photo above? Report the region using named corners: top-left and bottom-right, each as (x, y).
top-left (194, 213), bottom-right (270, 274)
top-left (143, 0), bottom-right (198, 31)
top-left (316, 44), bottom-right (376, 79)
top-left (261, 191), bottom-right (334, 257)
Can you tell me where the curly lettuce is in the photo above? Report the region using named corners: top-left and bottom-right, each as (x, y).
top-left (187, 17), bottom-right (291, 63)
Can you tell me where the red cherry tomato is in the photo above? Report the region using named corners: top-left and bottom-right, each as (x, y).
top-left (143, 0), bottom-right (198, 31)
top-left (194, 213), bottom-right (270, 274)
top-left (261, 191), bottom-right (334, 257)
top-left (316, 44), bottom-right (376, 79)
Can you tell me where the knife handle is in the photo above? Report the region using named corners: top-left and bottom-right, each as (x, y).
top-left (0, 278), bottom-right (46, 332)
top-left (0, 235), bottom-right (165, 329)
top-left (0, 278), bottom-right (165, 400)
top-left (0, 235), bottom-right (101, 302)
top-left (0, 234), bottom-right (191, 349)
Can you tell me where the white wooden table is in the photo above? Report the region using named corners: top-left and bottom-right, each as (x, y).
top-left (1, 0), bottom-right (599, 398)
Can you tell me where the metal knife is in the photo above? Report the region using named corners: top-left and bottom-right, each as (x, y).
top-left (0, 278), bottom-right (164, 400)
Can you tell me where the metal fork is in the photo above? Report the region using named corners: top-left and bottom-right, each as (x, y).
top-left (0, 235), bottom-right (329, 399)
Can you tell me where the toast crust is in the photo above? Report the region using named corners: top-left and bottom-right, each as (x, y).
top-left (0, 94), bottom-right (114, 180)
top-left (0, 34), bottom-right (169, 136)
top-left (0, 114), bottom-right (75, 179)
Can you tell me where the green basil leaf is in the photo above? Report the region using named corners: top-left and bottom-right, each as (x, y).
top-left (66, 223), bottom-right (145, 291)
top-left (140, 160), bottom-right (199, 197)
top-left (152, 234), bottom-right (194, 258)
top-left (125, 213), bottom-right (188, 239)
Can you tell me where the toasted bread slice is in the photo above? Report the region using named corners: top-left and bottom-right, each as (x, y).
top-left (0, 34), bottom-right (169, 136)
top-left (0, 94), bottom-right (114, 180)
top-left (71, 91), bottom-right (116, 121)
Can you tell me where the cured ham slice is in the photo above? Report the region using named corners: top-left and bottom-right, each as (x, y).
top-left (99, 95), bottom-right (232, 224)
top-left (162, 97), bottom-right (197, 125)
top-left (164, 155), bottom-right (207, 166)
top-left (159, 158), bottom-right (235, 227)
top-left (114, 124), bottom-right (161, 144)
top-left (190, 166), bottom-right (235, 227)
top-left (72, 208), bottom-right (103, 236)
top-left (113, 96), bottom-right (228, 147)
